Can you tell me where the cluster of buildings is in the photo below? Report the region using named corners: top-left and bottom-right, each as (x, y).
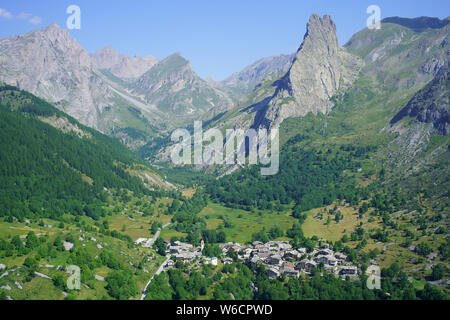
top-left (148, 238), bottom-right (358, 280)
top-left (163, 240), bottom-right (231, 268)
top-left (167, 241), bottom-right (203, 263)
top-left (221, 241), bottom-right (359, 279)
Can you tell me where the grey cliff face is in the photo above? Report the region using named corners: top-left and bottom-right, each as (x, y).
top-left (0, 23), bottom-right (112, 129)
top-left (255, 14), bottom-right (362, 129)
top-left (391, 67), bottom-right (450, 135)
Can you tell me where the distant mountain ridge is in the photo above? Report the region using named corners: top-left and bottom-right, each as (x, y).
top-left (91, 45), bottom-right (159, 80)
top-left (381, 16), bottom-right (450, 32)
top-left (221, 54), bottom-right (295, 99)
top-left (0, 23), bottom-right (236, 145)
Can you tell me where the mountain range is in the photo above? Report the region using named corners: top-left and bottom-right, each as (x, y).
top-left (0, 22), bottom-right (296, 151)
top-left (0, 13), bottom-right (448, 300)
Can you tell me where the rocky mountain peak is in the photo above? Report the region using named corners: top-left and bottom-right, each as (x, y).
top-left (254, 14), bottom-right (362, 129)
top-left (221, 53), bottom-right (295, 98)
top-left (0, 23), bottom-right (106, 128)
top-left (92, 45), bottom-right (122, 69)
top-left (41, 22), bottom-right (73, 45)
top-left (130, 52), bottom-right (232, 124)
top-left (99, 45), bottom-right (119, 56)
top-left (301, 14), bottom-right (338, 55)
top-left (42, 21), bottom-right (60, 33)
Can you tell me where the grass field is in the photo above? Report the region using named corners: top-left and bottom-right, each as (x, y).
top-left (105, 195), bottom-right (174, 241)
top-left (159, 228), bottom-right (187, 241)
top-left (198, 202), bottom-right (297, 243)
top-left (0, 202), bottom-right (169, 300)
top-left (181, 188), bottom-right (196, 199)
top-left (302, 203), bottom-right (382, 242)
top-left (107, 213), bottom-right (171, 241)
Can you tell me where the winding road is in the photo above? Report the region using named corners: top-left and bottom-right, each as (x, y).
top-left (140, 222), bottom-right (172, 300)
top-left (146, 222), bottom-right (171, 247)
top-left (140, 254), bottom-right (170, 300)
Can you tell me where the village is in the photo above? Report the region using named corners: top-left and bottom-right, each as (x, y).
top-left (136, 238), bottom-right (359, 280)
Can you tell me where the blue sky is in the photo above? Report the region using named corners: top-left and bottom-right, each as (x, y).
top-left (0, 0), bottom-right (449, 80)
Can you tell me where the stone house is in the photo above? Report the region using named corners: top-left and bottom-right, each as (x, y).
top-left (267, 267), bottom-right (280, 279)
top-left (266, 254), bottom-right (282, 266)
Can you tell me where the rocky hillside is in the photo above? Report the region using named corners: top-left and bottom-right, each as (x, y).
top-left (0, 23), bottom-right (113, 129)
top-left (391, 66), bottom-right (449, 135)
top-left (130, 53), bottom-right (233, 126)
top-left (0, 23), bottom-right (235, 147)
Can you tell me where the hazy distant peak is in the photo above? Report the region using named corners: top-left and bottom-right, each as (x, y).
top-left (91, 45), bottom-right (159, 79)
top-left (381, 16), bottom-right (450, 32)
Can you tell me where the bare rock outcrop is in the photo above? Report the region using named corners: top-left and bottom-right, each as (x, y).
top-left (255, 14), bottom-right (362, 129)
top-left (0, 22), bottom-right (112, 129)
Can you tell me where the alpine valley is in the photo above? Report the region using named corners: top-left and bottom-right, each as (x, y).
top-left (0, 13), bottom-right (448, 301)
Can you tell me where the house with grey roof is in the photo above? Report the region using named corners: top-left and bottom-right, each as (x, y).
top-left (266, 254), bottom-right (282, 266)
top-left (267, 267), bottom-right (280, 279)
top-left (337, 266), bottom-right (358, 276)
top-left (280, 266), bottom-right (299, 278)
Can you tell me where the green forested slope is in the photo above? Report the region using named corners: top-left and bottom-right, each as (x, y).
top-left (0, 85), bottom-right (162, 221)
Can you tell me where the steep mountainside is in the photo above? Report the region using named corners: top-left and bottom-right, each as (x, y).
top-left (255, 14), bottom-right (362, 129)
top-left (0, 85), bottom-right (172, 203)
top-left (345, 18), bottom-right (449, 86)
top-left (0, 23), bottom-right (112, 129)
top-left (342, 17), bottom-right (449, 175)
top-left (130, 53), bottom-right (233, 126)
top-left (0, 22), bottom-right (165, 146)
top-left (391, 67), bottom-right (449, 135)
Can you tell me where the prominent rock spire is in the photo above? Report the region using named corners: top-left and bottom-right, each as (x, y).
top-left (255, 14), bottom-right (362, 129)
top-left (300, 14), bottom-right (339, 56)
